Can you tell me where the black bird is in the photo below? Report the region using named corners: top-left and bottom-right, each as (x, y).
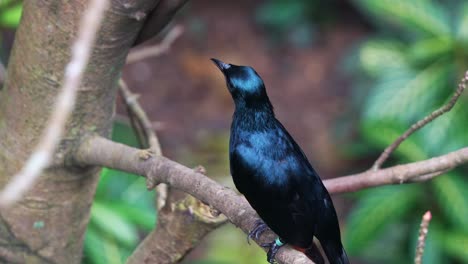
top-left (211, 58), bottom-right (349, 264)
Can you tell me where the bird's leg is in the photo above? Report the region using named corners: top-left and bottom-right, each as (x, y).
top-left (247, 220), bottom-right (269, 244)
top-left (261, 237), bottom-right (285, 263)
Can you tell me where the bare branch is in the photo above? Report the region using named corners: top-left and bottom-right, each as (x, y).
top-left (133, 0), bottom-right (188, 46)
top-left (76, 136), bottom-right (468, 263)
top-left (119, 80), bottom-right (228, 262)
top-left (372, 71), bottom-right (468, 170)
top-left (0, 0), bottom-right (109, 207)
top-left (119, 79), bottom-right (162, 154)
top-left (127, 25), bottom-right (183, 64)
top-left (415, 211), bottom-right (432, 264)
top-left (325, 147), bottom-right (468, 193)
top-left (76, 136), bottom-right (314, 264)
top-left (119, 79), bottom-right (169, 210)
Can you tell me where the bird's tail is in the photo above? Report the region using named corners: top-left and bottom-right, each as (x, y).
top-left (320, 239), bottom-right (349, 264)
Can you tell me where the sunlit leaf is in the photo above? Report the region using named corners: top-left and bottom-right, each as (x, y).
top-left (0, 2), bottom-right (22, 27)
top-left (359, 40), bottom-right (408, 77)
top-left (408, 37), bottom-right (453, 64)
top-left (344, 185), bottom-right (421, 254)
top-left (353, 0), bottom-right (451, 36)
top-left (361, 120), bottom-right (427, 161)
top-left (84, 227), bottom-right (107, 264)
top-left (106, 202), bottom-right (156, 231)
top-left (419, 97), bottom-right (468, 155)
top-left (455, 3), bottom-right (468, 42)
top-left (90, 202), bottom-right (138, 247)
top-left (364, 60), bottom-right (450, 123)
top-left (441, 231), bottom-right (468, 262)
top-left (431, 173), bottom-right (468, 232)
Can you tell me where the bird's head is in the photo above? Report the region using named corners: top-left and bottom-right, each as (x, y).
top-left (211, 58), bottom-right (272, 110)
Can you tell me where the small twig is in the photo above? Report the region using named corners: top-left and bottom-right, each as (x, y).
top-left (119, 79), bottom-right (162, 154)
top-left (121, 27), bottom-right (183, 211)
top-left (0, 0), bottom-right (109, 207)
top-left (126, 25), bottom-right (183, 64)
top-left (372, 71), bottom-right (468, 170)
top-left (119, 79), bottom-right (167, 210)
top-left (415, 211), bottom-right (432, 264)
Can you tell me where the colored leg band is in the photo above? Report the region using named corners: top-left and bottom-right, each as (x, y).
top-left (275, 237), bottom-right (284, 247)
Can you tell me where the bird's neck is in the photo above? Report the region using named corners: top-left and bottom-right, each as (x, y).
top-left (232, 102), bottom-right (275, 131)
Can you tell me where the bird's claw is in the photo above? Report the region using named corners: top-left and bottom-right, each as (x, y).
top-left (247, 220), bottom-right (269, 244)
top-left (261, 238), bottom-right (284, 263)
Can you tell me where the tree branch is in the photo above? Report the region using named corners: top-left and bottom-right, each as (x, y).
top-left (76, 136), bottom-right (468, 263)
top-left (133, 0), bottom-right (188, 46)
top-left (119, 80), bottom-right (228, 262)
top-left (76, 136), bottom-right (314, 264)
top-left (127, 25), bottom-right (183, 64)
top-left (0, 0), bottom-right (109, 207)
top-left (372, 71), bottom-right (468, 170)
top-left (325, 146), bottom-right (468, 193)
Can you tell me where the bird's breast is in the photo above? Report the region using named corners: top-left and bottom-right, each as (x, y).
top-left (229, 131), bottom-right (298, 187)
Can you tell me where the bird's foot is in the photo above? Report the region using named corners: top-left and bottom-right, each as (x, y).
top-left (247, 220), bottom-right (269, 244)
top-left (261, 237), bottom-right (284, 263)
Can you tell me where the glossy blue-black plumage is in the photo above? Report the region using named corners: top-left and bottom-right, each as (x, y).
top-left (212, 59), bottom-right (349, 264)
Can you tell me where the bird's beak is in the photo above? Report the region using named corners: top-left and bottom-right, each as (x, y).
top-left (211, 58), bottom-right (231, 71)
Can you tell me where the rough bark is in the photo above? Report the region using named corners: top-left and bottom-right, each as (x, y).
top-left (127, 194), bottom-right (226, 264)
top-left (0, 0), bottom-right (161, 262)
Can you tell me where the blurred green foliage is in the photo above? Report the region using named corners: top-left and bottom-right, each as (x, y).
top-left (345, 0), bottom-right (468, 263)
top-left (83, 122), bottom-right (156, 264)
top-left (255, 0), bottom-right (341, 47)
top-left (0, 0), bottom-right (22, 28)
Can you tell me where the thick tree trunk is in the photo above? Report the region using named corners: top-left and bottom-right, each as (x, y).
top-left (0, 1), bottom-right (159, 262)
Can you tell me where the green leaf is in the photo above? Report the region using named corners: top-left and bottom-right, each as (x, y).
top-left (256, 1), bottom-right (306, 31)
top-left (344, 185), bottom-right (421, 254)
top-left (106, 202), bottom-right (156, 231)
top-left (0, 2), bottom-right (22, 27)
top-left (360, 120), bottom-right (427, 161)
top-left (111, 121), bottom-right (140, 147)
top-left (408, 37), bottom-right (453, 64)
top-left (441, 231), bottom-right (468, 262)
top-left (84, 227), bottom-right (107, 264)
top-left (419, 97), bottom-right (468, 155)
top-left (431, 173), bottom-right (468, 232)
top-left (364, 60), bottom-right (450, 123)
top-left (456, 3), bottom-right (468, 42)
top-left (90, 202), bottom-right (138, 247)
top-left (359, 40), bottom-right (408, 77)
top-left (353, 0), bottom-right (451, 36)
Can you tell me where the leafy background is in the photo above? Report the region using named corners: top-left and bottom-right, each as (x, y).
top-left (1, 0), bottom-right (467, 263)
